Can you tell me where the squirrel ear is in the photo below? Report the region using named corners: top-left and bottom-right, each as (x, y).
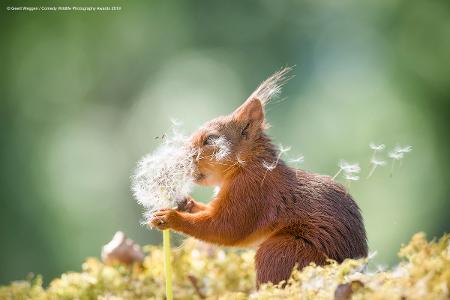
top-left (232, 97), bottom-right (264, 125)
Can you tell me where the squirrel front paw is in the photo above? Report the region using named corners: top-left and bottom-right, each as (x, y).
top-left (176, 196), bottom-right (208, 213)
top-left (149, 208), bottom-right (180, 230)
top-left (176, 196), bottom-right (195, 213)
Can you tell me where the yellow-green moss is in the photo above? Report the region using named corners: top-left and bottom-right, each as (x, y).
top-left (1, 233), bottom-right (449, 300)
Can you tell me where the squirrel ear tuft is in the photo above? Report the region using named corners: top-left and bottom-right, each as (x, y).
top-left (232, 97), bottom-right (264, 125)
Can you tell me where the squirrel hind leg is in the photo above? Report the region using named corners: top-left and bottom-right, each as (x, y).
top-left (255, 232), bottom-right (326, 288)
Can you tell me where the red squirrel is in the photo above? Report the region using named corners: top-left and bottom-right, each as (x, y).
top-left (151, 67), bottom-right (368, 287)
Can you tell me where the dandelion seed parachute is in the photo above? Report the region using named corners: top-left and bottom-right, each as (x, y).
top-left (394, 145), bottom-right (412, 153)
top-left (131, 128), bottom-right (195, 222)
top-left (389, 145), bottom-right (412, 160)
top-left (388, 151), bottom-right (404, 160)
top-left (369, 143), bottom-right (386, 151)
top-left (370, 158), bottom-right (386, 166)
top-left (339, 160), bottom-right (361, 174)
top-left (367, 158), bottom-right (386, 178)
top-left (278, 144), bottom-right (292, 154)
top-left (345, 174), bottom-right (360, 181)
top-left (333, 160), bottom-right (361, 181)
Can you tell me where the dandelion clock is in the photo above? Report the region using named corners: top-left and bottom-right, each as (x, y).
top-left (131, 125), bottom-right (195, 300)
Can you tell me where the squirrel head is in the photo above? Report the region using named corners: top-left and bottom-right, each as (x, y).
top-left (188, 67), bottom-right (292, 186)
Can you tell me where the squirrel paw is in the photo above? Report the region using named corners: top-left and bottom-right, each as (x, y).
top-left (149, 208), bottom-right (179, 230)
top-left (176, 196), bottom-right (195, 213)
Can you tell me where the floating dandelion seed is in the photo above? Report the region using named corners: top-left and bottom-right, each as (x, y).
top-left (333, 160), bottom-right (361, 183)
top-left (367, 142), bottom-right (387, 179)
top-left (131, 127), bottom-right (195, 222)
top-left (394, 145), bottom-right (412, 154)
top-left (261, 144), bottom-right (291, 185)
top-left (389, 151), bottom-right (404, 160)
top-left (341, 161), bottom-right (361, 173)
top-left (369, 143), bottom-right (385, 162)
top-left (342, 162), bottom-right (361, 188)
top-left (388, 145), bottom-right (412, 176)
top-left (369, 143), bottom-right (386, 152)
top-left (367, 158), bottom-right (387, 179)
top-left (279, 144), bottom-right (292, 155)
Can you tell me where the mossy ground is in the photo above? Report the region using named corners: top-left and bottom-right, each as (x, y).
top-left (1, 233), bottom-right (448, 300)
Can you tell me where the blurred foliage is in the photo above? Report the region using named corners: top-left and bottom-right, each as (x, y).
top-left (1, 0), bottom-right (449, 285)
top-left (1, 233), bottom-right (449, 299)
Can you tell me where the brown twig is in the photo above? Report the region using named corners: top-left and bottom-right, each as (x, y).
top-left (188, 274), bottom-right (206, 299)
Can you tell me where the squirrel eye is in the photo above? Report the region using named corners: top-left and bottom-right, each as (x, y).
top-left (203, 135), bottom-right (219, 146)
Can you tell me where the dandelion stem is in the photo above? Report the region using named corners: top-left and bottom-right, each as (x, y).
top-left (163, 229), bottom-right (173, 300)
top-left (367, 165), bottom-right (377, 179)
top-left (370, 150), bottom-right (376, 163)
top-left (332, 169), bottom-right (342, 180)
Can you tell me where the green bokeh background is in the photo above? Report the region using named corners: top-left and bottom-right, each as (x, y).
top-left (1, 0), bottom-right (449, 285)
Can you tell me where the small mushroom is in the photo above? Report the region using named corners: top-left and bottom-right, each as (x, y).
top-left (334, 280), bottom-right (364, 300)
top-left (101, 231), bottom-right (144, 265)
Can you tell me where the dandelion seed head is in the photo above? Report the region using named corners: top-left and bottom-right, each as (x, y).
top-left (369, 143), bottom-right (386, 151)
top-left (131, 127), bottom-right (195, 222)
top-left (370, 158), bottom-right (386, 166)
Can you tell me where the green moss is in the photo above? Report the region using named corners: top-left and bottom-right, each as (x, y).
top-left (1, 233), bottom-right (448, 300)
